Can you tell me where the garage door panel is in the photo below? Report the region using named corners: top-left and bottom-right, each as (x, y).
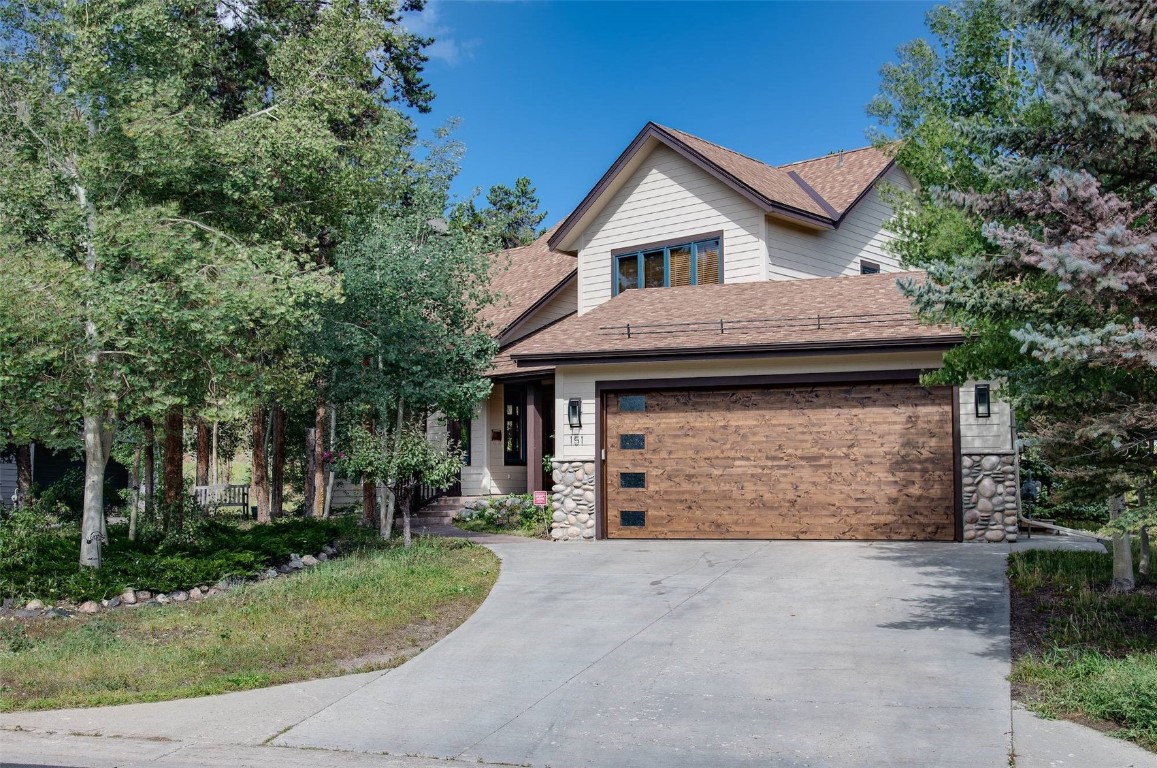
top-left (604, 383), bottom-right (956, 541)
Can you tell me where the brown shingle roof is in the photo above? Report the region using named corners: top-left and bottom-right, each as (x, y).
top-left (486, 333), bottom-right (557, 379)
top-left (782, 145), bottom-right (896, 217)
top-left (510, 272), bottom-right (962, 364)
top-left (549, 123), bottom-right (898, 251)
top-left (479, 224), bottom-right (576, 339)
top-left (657, 125), bottom-right (831, 218)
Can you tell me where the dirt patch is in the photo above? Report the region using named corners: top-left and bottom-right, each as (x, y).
top-left (332, 610), bottom-right (470, 674)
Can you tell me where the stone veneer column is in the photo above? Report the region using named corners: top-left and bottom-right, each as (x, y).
top-left (961, 453), bottom-right (1019, 542)
top-left (550, 459), bottom-right (596, 540)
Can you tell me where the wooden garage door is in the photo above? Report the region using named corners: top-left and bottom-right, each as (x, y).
top-left (603, 383), bottom-right (957, 540)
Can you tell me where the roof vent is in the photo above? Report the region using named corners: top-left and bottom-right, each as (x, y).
top-left (836, 150), bottom-right (844, 168)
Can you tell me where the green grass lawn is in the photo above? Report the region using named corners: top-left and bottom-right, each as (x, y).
top-left (0, 538), bottom-right (498, 711)
top-left (1008, 548), bottom-right (1157, 751)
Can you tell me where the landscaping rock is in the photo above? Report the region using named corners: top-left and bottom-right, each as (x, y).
top-left (156, 593), bottom-right (171, 604)
top-left (984, 529), bottom-right (1005, 542)
top-left (121, 590), bottom-right (137, 605)
top-left (45, 608), bottom-right (74, 618)
top-left (301, 555), bottom-right (319, 567)
top-left (316, 552), bottom-right (328, 561)
top-left (78, 601), bottom-right (100, 614)
top-left (261, 568), bottom-right (279, 580)
top-left (170, 591), bottom-right (189, 602)
top-left (136, 590), bottom-right (152, 601)
top-left (25, 599), bottom-right (44, 611)
top-left (287, 555), bottom-right (305, 570)
top-left (278, 564), bottom-right (292, 574)
top-left (106, 596), bottom-right (122, 609)
top-left (206, 588), bottom-right (222, 597)
top-left (13, 609), bottom-right (39, 618)
top-left (188, 588), bottom-right (203, 600)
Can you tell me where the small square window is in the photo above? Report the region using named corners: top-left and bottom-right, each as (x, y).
top-left (619, 472), bottom-right (646, 489)
top-left (620, 511), bottom-right (646, 527)
top-left (619, 395), bottom-right (645, 412)
top-left (619, 434), bottom-right (646, 450)
top-left (860, 260), bottom-right (881, 275)
top-left (975, 384), bottom-right (991, 418)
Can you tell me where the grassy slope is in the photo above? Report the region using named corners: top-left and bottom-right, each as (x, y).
top-left (1008, 549), bottom-right (1157, 751)
top-left (0, 538), bottom-right (498, 711)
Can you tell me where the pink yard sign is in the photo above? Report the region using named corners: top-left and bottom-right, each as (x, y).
top-left (533, 490), bottom-right (549, 507)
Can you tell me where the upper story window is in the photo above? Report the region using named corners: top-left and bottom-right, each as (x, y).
top-left (613, 236), bottom-right (722, 295)
top-left (860, 259), bottom-right (881, 275)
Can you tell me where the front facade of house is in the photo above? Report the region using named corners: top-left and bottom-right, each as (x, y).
top-left (460, 123), bottom-right (1018, 543)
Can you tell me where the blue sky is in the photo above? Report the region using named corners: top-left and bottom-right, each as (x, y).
top-left (405, 1), bottom-right (937, 224)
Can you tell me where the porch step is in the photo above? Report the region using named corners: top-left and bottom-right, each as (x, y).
top-left (414, 496), bottom-right (478, 524)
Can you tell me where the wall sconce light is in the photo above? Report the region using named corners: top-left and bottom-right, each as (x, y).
top-left (975, 384), bottom-right (991, 418)
top-left (567, 398), bottom-right (582, 429)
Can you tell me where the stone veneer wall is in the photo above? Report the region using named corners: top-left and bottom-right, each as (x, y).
top-left (962, 453), bottom-right (1019, 542)
top-left (550, 459), bottom-right (596, 540)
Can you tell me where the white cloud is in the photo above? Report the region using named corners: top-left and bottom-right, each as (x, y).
top-left (405, 1), bottom-right (480, 66)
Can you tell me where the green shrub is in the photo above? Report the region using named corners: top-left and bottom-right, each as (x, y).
top-left (0, 513), bottom-right (374, 603)
top-left (457, 494), bottom-right (551, 537)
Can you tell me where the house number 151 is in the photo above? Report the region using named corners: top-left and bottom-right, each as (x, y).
top-left (566, 434), bottom-right (585, 446)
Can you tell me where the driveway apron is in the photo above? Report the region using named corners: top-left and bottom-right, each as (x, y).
top-left (275, 540), bottom-right (1012, 767)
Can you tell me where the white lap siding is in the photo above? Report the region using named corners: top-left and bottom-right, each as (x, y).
top-left (766, 167), bottom-right (913, 279)
top-left (958, 382), bottom-right (1014, 453)
top-left (576, 145), bottom-right (768, 314)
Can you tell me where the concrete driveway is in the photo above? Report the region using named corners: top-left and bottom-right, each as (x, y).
top-left (275, 539), bottom-right (1013, 767)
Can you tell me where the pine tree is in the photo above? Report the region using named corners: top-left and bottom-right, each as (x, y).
top-left (873, 0), bottom-right (1156, 589)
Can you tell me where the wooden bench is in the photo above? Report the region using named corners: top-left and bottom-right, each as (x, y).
top-left (193, 484), bottom-right (253, 518)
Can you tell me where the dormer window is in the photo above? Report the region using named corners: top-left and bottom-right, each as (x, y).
top-left (613, 235), bottom-right (722, 295)
top-left (860, 260), bottom-right (880, 275)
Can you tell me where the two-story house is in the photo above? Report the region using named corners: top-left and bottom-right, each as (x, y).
top-left (456, 122), bottom-right (1018, 543)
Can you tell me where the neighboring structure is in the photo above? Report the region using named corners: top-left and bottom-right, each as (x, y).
top-left (0, 443), bottom-right (130, 508)
top-left (456, 122), bottom-right (1017, 542)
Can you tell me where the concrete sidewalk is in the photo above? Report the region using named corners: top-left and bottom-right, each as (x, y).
top-left (2, 534), bottom-right (1154, 768)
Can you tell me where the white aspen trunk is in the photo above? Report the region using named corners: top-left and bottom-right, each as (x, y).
top-left (1109, 496), bottom-right (1135, 593)
top-left (80, 411), bottom-right (113, 568)
top-left (129, 445), bottom-right (142, 541)
top-left (72, 158), bottom-right (110, 568)
top-left (322, 403), bottom-right (336, 518)
top-left (383, 397), bottom-right (404, 541)
top-left (1140, 526), bottom-right (1150, 580)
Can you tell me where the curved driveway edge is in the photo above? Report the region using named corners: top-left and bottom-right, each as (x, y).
top-left (6, 536), bottom-right (1149, 767)
top-left (275, 539), bottom-right (1014, 767)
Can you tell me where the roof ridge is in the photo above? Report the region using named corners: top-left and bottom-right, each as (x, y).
top-left (778, 144), bottom-right (880, 169)
top-left (656, 123), bottom-right (784, 174)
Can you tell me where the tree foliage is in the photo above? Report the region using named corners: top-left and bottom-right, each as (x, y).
top-left (451, 176), bottom-right (547, 249)
top-left (872, 0), bottom-right (1156, 586)
top-left (0, 0), bottom-right (434, 565)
